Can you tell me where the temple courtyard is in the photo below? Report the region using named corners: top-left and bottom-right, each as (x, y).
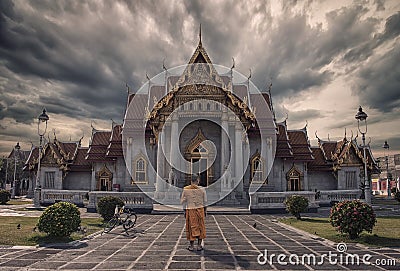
top-left (0, 210), bottom-right (399, 271)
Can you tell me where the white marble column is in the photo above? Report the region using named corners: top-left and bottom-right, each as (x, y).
top-left (170, 114), bottom-right (179, 171)
top-left (303, 162), bottom-right (309, 191)
top-left (220, 112), bottom-right (229, 192)
top-left (126, 137), bottom-right (133, 187)
top-left (235, 121), bottom-right (243, 191)
top-left (156, 130), bottom-right (165, 192)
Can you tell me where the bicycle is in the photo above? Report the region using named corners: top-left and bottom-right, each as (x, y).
top-left (104, 205), bottom-right (137, 233)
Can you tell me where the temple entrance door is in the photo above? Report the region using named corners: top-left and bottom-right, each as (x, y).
top-left (184, 129), bottom-right (215, 187)
top-left (191, 158), bottom-right (208, 186)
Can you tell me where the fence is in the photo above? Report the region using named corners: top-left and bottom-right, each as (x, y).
top-left (86, 191), bottom-right (153, 213)
top-left (41, 189), bottom-right (88, 206)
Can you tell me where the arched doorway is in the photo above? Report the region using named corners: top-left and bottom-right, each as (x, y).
top-left (287, 165), bottom-right (302, 191)
top-left (96, 165), bottom-right (113, 191)
top-left (184, 129), bottom-right (215, 187)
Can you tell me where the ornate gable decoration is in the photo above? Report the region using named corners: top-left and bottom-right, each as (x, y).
top-left (147, 39), bottom-right (256, 143)
top-left (188, 39), bottom-right (212, 65)
top-left (185, 129), bottom-right (209, 156)
top-left (332, 140), bottom-right (366, 171)
top-left (41, 144), bottom-right (63, 167)
top-left (286, 165), bottom-right (302, 179)
top-left (96, 164), bottom-right (113, 179)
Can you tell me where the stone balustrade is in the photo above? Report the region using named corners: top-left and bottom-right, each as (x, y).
top-left (318, 189), bottom-right (361, 206)
top-left (41, 189), bottom-right (88, 207)
top-left (87, 191), bottom-right (153, 213)
top-left (250, 191), bottom-right (318, 214)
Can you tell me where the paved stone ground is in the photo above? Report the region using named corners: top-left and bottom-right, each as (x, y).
top-left (0, 214), bottom-right (399, 271)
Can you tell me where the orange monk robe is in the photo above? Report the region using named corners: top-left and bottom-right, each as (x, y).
top-left (180, 184), bottom-right (207, 241)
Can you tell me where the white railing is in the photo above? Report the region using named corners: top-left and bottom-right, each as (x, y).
top-left (87, 191), bottom-right (153, 212)
top-left (250, 191), bottom-right (318, 210)
top-left (318, 189), bottom-right (361, 205)
top-left (41, 189), bottom-right (88, 206)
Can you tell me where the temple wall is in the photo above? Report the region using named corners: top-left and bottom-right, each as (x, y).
top-left (308, 171), bottom-right (337, 191)
top-left (64, 172), bottom-right (91, 190)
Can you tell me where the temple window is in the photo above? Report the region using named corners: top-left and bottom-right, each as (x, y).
top-left (44, 171), bottom-right (55, 189)
top-left (134, 157), bottom-right (147, 183)
top-left (207, 103), bottom-right (211, 111)
top-left (189, 103), bottom-right (193, 110)
top-left (250, 153), bottom-right (264, 183)
top-left (345, 171), bottom-right (357, 189)
top-left (198, 103), bottom-right (202, 110)
top-left (215, 103), bottom-right (219, 110)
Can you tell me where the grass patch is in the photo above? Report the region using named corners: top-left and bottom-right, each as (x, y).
top-left (280, 217), bottom-right (400, 247)
top-left (0, 216), bottom-right (103, 246)
top-left (1, 199), bottom-right (33, 206)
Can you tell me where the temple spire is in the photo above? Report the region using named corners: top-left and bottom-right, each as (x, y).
top-left (199, 23), bottom-right (202, 46)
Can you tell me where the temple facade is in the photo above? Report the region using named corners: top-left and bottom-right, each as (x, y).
top-left (23, 38), bottom-right (379, 209)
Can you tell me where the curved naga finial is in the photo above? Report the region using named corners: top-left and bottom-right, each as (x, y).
top-left (315, 130), bottom-right (321, 142)
top-left (162, 58), bottom-right (167, 71)
top-left (146, 72), bottom-right (150, 81)
top-left (231, 57), bottom-right (235, 70)
top-left (247, 69), bottom-right (252, 80)
top-left (367, 137), bottom-right (371, 146)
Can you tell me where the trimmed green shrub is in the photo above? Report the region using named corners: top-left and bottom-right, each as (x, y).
top-left (284, 195), bottom-right (309, 220)
top-left (97, 196), bottom-right (125, 221)
top-left (37, 202), bottom-right (81, 237)
top-left (330, 200), bottom-right (376, 239)
top-left (0, 189), bottom-right (11, 204)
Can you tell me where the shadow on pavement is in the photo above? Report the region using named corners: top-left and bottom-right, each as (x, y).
top-left (198, 248), bottom-right (251, 269)
top-left (101, 227), bottom-right (146, 238)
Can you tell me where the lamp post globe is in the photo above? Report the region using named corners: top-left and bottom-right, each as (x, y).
top-left (383, 141), bottom-right (390, 198)
top-left (34, 108), bottom-right (49, 208)
top-left (355, 106), bottom-right (371, 204)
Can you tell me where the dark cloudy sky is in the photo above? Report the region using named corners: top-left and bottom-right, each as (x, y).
top-left (1, 0), bottom-right (399, 157)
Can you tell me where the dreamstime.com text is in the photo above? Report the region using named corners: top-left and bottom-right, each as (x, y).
top-left (257, 243), bottom-right (397, 267)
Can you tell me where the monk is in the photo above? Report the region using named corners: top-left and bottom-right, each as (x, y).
top-left (181, 175), bottom-right (207, 251)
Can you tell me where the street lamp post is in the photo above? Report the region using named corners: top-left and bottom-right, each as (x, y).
top-left (383, 141), bottom-right (390, 198)
top-left (355, 106), bottom-right (371, 204)
top-left (11, 142), bottom-right (21, 199)
top-left (33, 109), bottom-right (49, 208)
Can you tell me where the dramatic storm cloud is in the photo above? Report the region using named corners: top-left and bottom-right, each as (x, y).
top-left (0, 0), bottom-right (399, 157)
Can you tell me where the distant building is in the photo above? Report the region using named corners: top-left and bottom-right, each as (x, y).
top-left (372, 154), bottom-right (400, 195)
top-left (1, 145), bottom-right (30, 195)
top-left (24, 138), bottom-right (91, 196)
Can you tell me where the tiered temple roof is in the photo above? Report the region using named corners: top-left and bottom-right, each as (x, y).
top-left (24, 138), bottom-right (90, 172)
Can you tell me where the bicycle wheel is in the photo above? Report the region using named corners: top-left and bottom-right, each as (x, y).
top-left (104, 217), bottom-right (119, 233)
top-left (123, 213), bottom-right (137, 230)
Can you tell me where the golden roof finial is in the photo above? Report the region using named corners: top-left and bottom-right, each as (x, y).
top-left (199, 23), bottom-right (202, 46)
